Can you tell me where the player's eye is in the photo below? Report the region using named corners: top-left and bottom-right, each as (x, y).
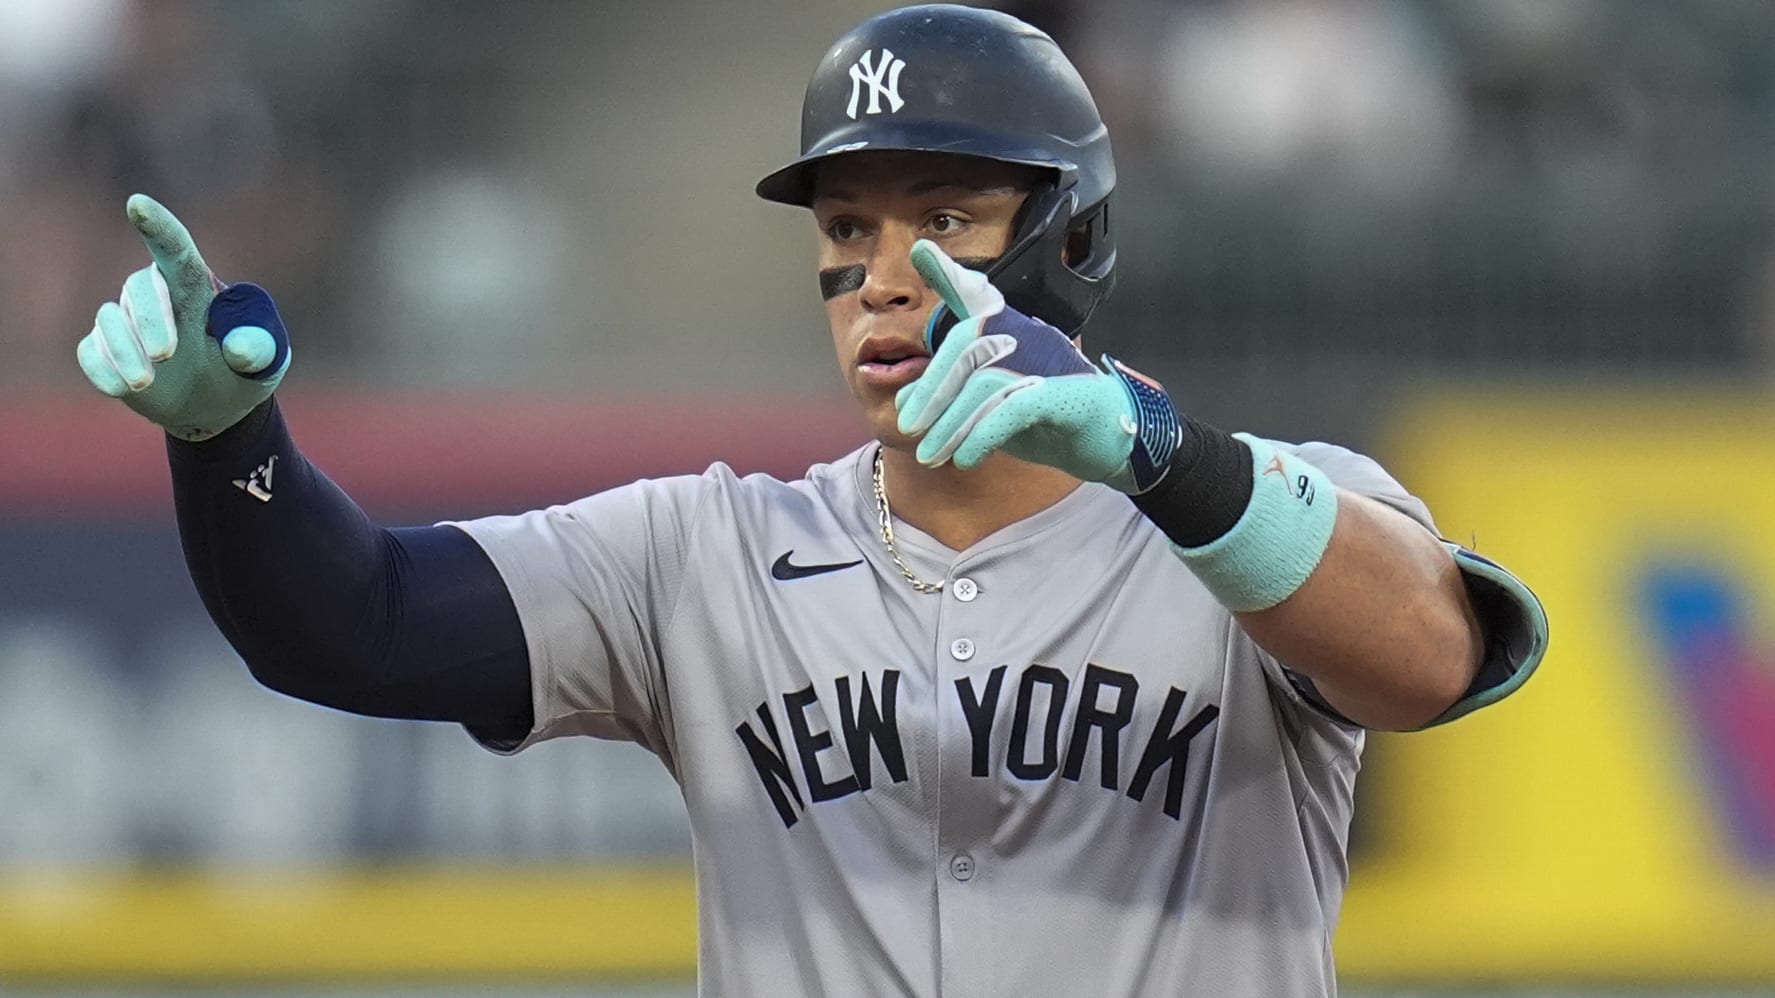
top-left (824, 218), bottom-right (865, 242)
top-left (927, 213), bottom-right (967, 235)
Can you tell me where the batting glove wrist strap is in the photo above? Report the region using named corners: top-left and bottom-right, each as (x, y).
top-left (164, 396), bottom-right (279, 464)
top-left (1150, 435), bottom-right (1340, 612)
top-left (1101, 354), bottom-right (1180, 494)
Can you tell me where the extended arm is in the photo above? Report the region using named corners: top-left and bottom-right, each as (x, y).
top-left (77, 195), bottom-right (532, 740)
top-left (169, 398), bottom-right (532, 736)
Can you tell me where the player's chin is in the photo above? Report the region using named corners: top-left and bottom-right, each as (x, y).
top-left (856, 395), bottom-right (918, 450)
top-left (874, 424), bottom-right (925, 453)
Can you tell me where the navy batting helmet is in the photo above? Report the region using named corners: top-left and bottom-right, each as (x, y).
top-left (756, 4), bottom-right (1116, 337)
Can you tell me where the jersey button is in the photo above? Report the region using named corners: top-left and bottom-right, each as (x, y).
top-left (950, 638), bottom-right (975, 661)
top-left (949, 853), bottom-right (975, 882)
top-left (952, 577), bottom-right (979, 602)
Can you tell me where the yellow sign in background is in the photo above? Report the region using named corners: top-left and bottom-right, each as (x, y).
top-left (1336, 387), bottom-right (1775, 982)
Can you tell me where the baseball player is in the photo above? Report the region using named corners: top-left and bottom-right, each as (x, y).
top-left (76, 5), bottom-right (1546, 996)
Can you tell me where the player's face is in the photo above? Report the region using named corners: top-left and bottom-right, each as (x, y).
top-left (812, 151), bottom-right (1033, 446)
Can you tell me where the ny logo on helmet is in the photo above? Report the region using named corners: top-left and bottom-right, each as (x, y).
top-left (847, 49), bottom-right (905, 120)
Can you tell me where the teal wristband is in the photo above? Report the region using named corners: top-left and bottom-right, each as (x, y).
top-left (1168, 434), bottom-right (1339, 611)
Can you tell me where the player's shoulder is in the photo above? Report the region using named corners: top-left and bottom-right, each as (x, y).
top-left (542, 445), bottom-right (868, 532)
top-left (695, 444), bottom-right (867, 493)
top-left (685, 444), bottom-right (872, 519)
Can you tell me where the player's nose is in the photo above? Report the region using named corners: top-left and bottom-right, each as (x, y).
top-left (858, 227), bottom-right (927, 315)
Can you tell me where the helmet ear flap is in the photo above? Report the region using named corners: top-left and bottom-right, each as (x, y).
top-left (985, 183), bottom-right (1074, 306)
top-left (926, 183), bottom-right (1114, 349)
top-left (927, 185), bottom-right (1072, 352)
top-left (992, 186), bottom-right (1114, 338)
top-left (1067, 199), bottom-right (1111, 277)
top-left (1004, 181), bottom-right (1069, 257)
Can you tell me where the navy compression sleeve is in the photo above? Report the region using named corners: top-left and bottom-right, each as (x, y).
top-left (166, 399), bottom-right (533, 740)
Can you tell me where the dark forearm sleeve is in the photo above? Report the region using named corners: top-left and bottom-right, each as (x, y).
top-left (166, 399), bottom-right (533, 738)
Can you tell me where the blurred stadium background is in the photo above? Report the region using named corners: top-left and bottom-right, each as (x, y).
top-left (3, 0), bottom-right (1774, 995)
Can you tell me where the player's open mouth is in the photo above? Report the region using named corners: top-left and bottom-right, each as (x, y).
top-left (856, 342), bottom-right (930, 387)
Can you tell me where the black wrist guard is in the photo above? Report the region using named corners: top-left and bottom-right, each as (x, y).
top-left (1129, 414), bottom-right (1255, 549)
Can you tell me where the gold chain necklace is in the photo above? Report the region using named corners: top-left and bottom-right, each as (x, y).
top-left (872, 448), bottom-right (945, 594)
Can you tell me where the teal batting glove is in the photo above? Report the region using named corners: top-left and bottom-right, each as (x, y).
top-left (76, 194), bottom-right (290, 441)
top-left (895, 239), bottom-right (1180, 493)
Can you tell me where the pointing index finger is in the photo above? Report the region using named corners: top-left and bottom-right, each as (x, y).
top-left (126, 194), bottom-right (216, 304)
top-left (910, 239), bottom-right (1002, 323)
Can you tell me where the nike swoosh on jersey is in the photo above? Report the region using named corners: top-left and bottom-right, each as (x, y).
top-left (771, 551), bottom-right (864, 581)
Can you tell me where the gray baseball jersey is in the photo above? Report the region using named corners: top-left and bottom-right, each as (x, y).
top-left (447, 439), bottom-right (1436, 997)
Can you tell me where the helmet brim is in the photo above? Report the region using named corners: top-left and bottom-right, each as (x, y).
top-left (755, 131), bottom-right (1085, 207)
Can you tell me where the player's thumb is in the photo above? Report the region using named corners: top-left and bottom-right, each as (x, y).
top-left (209, 283), bottom-right (291, 380)
top-left (221, 326), bottom-right (277, 375)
